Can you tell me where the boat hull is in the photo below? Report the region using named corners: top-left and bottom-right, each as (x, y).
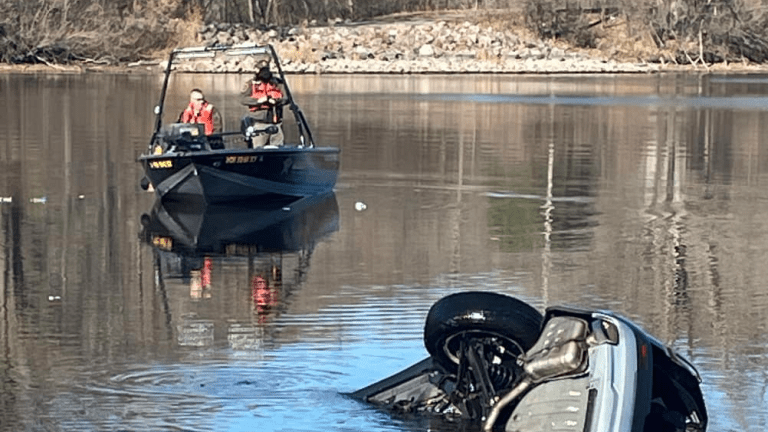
top-left (139, 147), bottom-right (339, 204)
top-left (141, 192), bottom-right (340, 255)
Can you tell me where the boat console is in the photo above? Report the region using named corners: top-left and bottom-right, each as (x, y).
top-left (151, 123), bottom-right (223, 153)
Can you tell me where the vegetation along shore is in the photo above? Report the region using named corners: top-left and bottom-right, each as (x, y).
top-left (4, 0), bottom-right (768, 74)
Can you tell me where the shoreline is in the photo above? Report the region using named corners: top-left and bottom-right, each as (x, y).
top-left (3, 61), bottom-right (766, 76)
top-left (3, 54), bottom-right (767, 76)
top-left (3, 13), bottom-right (768, 76)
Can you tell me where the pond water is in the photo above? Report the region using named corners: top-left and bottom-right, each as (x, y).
top-left (1, 72), bottom-right (768, 431)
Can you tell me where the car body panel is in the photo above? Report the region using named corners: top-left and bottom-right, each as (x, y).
top-left (351, 294), bottom-right (707, 432)
top-left (505, 375), bottom-right (591, 431)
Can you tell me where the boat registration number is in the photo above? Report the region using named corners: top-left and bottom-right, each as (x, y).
top-left (149, 160), bottom-right (173, 169)
top-left (226, 155), bottom-right (259, 164)
top-left (152, 235), bottom-right (173, 250)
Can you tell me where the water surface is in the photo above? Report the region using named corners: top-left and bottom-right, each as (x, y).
top-left (1, 72), bottom-right (768, 431)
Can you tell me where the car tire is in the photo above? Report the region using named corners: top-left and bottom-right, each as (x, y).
top-left (424, 291), bottom-right (544, 371)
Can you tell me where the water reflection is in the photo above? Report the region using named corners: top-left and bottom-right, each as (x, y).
top-left (139, 194), bottom-right (339, 254)
top-left (139, 193), bottom-right (339, 342)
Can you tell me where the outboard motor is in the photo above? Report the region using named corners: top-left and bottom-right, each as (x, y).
top-left (151, 123), bottom-right (208, 154)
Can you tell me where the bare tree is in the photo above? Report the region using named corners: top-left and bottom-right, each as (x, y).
top-left (4, 0), bottom-right (768, 66)
top-left (0, 0), bottom-right (200, 64)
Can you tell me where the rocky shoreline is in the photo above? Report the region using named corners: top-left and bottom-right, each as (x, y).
top-left (190, 19), bottom-right (661, 74)
top-left (4, 16), bottom-right (767, 74)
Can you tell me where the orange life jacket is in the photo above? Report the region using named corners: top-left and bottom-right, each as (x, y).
top-left (249, 82), bottom-right (283, 122)
top-left (180, 102), bottom-right (216, 135)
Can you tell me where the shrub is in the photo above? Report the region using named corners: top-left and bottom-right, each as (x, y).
top-left (0, 0), bottom-right (202, 65)
top-left (523, 0), bottom-right (597, 48)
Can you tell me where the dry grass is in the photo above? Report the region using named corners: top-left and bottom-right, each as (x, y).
top-left (156, 3), bottom-right (205, 55)
top-left (521, 0), bottom-right (768, 66)
top-left (0, 0), bottom-right (203, 65)
top-left (588, 17), bottom-right (659, 61)
top-left (280, 44), bottom-right (321, 64)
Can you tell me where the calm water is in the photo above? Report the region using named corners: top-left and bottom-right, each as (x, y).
top-left (2, 72), bottom-right (768, 431)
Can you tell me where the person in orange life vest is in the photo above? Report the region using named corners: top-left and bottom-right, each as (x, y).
top-left (189, 257), bottom-right (213, 299)
top-left (240, 67), bottom-right (284, 147)
top-left (252, 274), bottom-right (277, 322)
top-left (179, 88), bottom-right (222, 135)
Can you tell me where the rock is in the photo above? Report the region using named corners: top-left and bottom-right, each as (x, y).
top-left (186, 16), bottom-right (660, 74)
top-left (354, 45), bottom-right (371, 60)
top-left (418, 44), bottom-right (434, 57)
top-left (216, 32), bottom-right (232, 46)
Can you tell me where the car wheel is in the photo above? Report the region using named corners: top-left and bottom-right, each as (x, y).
top-left (424, 291), bottom-right (543, 371)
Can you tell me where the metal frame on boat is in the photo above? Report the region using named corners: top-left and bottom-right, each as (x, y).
top-left (137, 44), bottom-right (339, 204)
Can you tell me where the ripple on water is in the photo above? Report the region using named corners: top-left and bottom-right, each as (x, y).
top-left (72, 361), bottom-right (345, 431)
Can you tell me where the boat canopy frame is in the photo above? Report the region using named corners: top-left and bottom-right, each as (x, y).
top-left (151, 44), bottom-right (316, 149)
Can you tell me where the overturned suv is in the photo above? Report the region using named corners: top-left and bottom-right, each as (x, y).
top-left (352, 292), bottom-right (707, 432)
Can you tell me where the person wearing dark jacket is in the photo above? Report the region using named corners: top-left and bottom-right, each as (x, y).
top-left (240, 67), bottom-right (284, 147)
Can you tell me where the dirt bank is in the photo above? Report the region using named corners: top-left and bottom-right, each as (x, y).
top-left (3, 11), bottom-right (767, 75)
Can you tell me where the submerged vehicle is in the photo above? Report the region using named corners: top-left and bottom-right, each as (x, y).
top-left (352, 292), bottom-right (707, 432)
top-left (138, 44), bottom-right (339, 204)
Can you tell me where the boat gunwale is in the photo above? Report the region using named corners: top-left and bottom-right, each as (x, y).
top-left (137, 146), bottom-right (340, 161)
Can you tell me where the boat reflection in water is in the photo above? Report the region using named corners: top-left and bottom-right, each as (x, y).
top-left (139, 193), bottom-right (339, 347)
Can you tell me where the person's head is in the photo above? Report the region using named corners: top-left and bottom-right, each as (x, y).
top-left (253, 274), bottom-right (268, 289)
top-left (255, 67), bottom-right (272, 84)
top-left (189, 88), bottom-right (205, 110)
